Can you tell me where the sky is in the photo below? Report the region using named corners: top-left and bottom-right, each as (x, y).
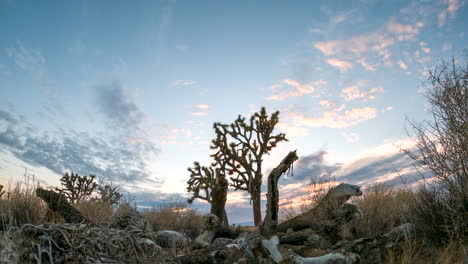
top-left (0, 0), bottom-right (466, 223)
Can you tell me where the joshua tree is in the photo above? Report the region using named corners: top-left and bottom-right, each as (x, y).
top-left (95, 184), bottom-right (123, 205)
top-left (211, 107), bottom-right (287, 226)
top-left (56, 172), bottom-right (98, 204)
top-left (187, 162), bottom-right (229, 225)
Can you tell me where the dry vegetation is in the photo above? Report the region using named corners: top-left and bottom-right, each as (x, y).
top-left (0, 57), bottom-right (466, 263)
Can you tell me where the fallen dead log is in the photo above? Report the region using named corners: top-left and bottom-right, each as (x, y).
top-left (261, 150), bottom-right (299, 237)
top-left (36, 188), bottom-right (89, 224)
top-left (277, 183), bottom-right (362, 233)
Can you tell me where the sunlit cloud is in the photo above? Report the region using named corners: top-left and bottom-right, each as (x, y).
top-left (326, 58), bottom-right (353, 72)
top-left (397, 60), bottom-right (408, 70)
top-left (438, 0), bottom-right (463, 27)
top-left (341, 85), bottom-right (384, 101)
top-left (289, 106), bottom-right (377, 128)
top-left (190, 111), bottom-right (207, 116)
top-left (267, 79), bottom-right (327, 101)
top-left (314, 18), bottom-right (423, 66)
top-left (194, 104), bottom-right (209, 109)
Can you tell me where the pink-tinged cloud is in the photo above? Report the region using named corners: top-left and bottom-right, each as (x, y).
top-left (397, 60), bottom-right (408, 70)
top-left (314, 18), bottom-right (423, 64)
top-left (341, 85), bottom-right (384, 101)
top-left (289, 106), bottom-right (377, 128)
top-left (382, 106), bottom-right (394, 113)
top-left (422, 47), bottom-right (431, 54)
top-left (357, 58), bottom-right (376, 71)
top-left (438, 0), bottom-right (463, 27)
top-left (195, 104), bottom-right (209, 109)
top-left (191, 111), bottom-right (207, 116)
top-left (319, 100), bottom-right (335, 107)
top-left (326, 58), bottom-right (353, 72)
top-left (267, 79), bottom-right (327, 101)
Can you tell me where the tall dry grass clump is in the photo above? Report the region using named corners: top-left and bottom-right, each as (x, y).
top-left (142, 202), bottom-right (203, 239)
top-left (0, 182), bottom-right (47, 231)
top-left (351, 183), bottom-right (415, 238)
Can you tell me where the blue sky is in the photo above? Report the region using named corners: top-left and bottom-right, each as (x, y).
top-left (0, 0), bottom-right (466, 223)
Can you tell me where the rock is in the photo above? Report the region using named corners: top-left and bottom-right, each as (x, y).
top-left (156, 230), bottom-right (189, 254)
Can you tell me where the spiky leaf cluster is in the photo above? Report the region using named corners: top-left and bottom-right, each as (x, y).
top-left (56, 172), bottom-right (98, 204)
top-left (187, 162), bottom-right (224, 203)
top-left (210, 107), bottom-right (287, 194)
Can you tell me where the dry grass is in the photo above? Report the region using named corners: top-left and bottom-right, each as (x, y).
top-left (385, 238), bottom-right (466, 264)
top-left (142, 202), bottom-right (203, 239)
top-left (0, 182), bottom-right (47, 231)
top-left (75, 200), bottom-right (115, 225)
top-left (351, 183), bottom-right (415, 238)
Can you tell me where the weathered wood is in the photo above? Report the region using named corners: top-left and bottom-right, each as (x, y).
top-left (36, 188), bottom-right (89, 224)
top-left (277, 183), bottom-right (362, 233)
top-left (261, 151), bottom-right (298, 237)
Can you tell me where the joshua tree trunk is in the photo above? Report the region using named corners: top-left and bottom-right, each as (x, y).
top-left (252, 185), bottom-right (262, 226)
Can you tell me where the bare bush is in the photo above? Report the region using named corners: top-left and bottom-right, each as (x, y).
top-left (403, 56), bottom-right (468, 246)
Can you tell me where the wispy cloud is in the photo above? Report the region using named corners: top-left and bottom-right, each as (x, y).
top-left (6, 41), bottom-right (46, 74)
top-left (194, 104), bottom-right (209, 109)
top-left (397, 60), bottom-right (408, 70)
top-left (341, 132), bottom-right (360, 143)
top-left (326, 58), bottom-right (353, 72)
top-left (438, 0), bottom-right (463, 27)
top-left (172, 80), bottom-right (196, 87)
top-left (341, 85), bottom-right (384, 101)
top-left (314, 18), bottom-right (423, 68)
top-left (267, 79), bottom-right (327, 101)
top-left (289, 106), bottom-right (377, 128)
top-left (190, 111), bottom-right (207, 116)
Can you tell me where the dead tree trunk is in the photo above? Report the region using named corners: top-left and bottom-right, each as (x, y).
top-left (36, 188), bottom-right (89, 224)
top-left (277, 183), bottom-right (362, 232)
top-left (261, 150), bottom-right (298, 237)
top-left (210, 175), bottom-right (229, 225)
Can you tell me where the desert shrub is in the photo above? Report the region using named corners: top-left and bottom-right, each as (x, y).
top-left (402, 57), bottom-right (468, 246)
top-left (142, 202), bottom-right (203, 239)
top-left (351, 183), bottom-right (415, 238)
top-left (407, 181), bottom-right (468, 247)
top-left (0, 182), bottom-right (46, 230)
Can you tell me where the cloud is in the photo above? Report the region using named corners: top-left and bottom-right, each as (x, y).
top-left (6, 41), bottom-right (46, 74)
top-left (0, 110), bottom-right (159, 183)
top-left (289, 106), bottom-right (377, 128)
top-left (397, 60), bottom-right (408, 70)
top-left (326, 58), bottom-right (353, 72)
top-left (342, 132), bottom-right (360, 143)
top-left (267, 79), bottom-right (327, 101)
top-left (319, 100), bottom-right (336, 107)
top-left (341, 85), bottom-right (384, 101)
top-left (172, 80), bottom-right (196, 86)
top-left (314, 18), bottom-right (423, 66)
top-left (96, 82), bottom-right (145, 129)
top-left (357, 58), bottom-right (377, 71)
top-left (438, 0), bottom-right (463, 27)
top-left (194, 104), bottom-right (209, 109)
top-left (191, 111), bottom-right (207, 116)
